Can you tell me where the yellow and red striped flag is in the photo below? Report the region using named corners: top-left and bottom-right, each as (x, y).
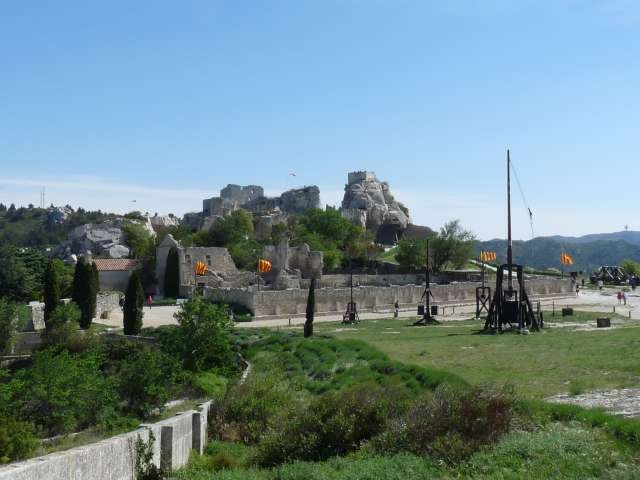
top-left (560, 252), bottom-right (573, 265)
top-left (480, 251), bottom-right (497, 262)
top-left (194, 261), bottom-right (207, 276)
top-left (258, 258), bottom-right (272, 273)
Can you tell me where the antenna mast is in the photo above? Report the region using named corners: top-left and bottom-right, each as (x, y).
top-left (507, 150), bottom-right (513, 292)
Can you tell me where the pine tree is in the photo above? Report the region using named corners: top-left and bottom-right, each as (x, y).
top-left (123, 270), bottom-right (144, 335)
top-left (164, 247), bottom-right (180, 298)
top-left (304, 278), bottom-right (315, 338)
top-left (43, 260), bottom-right (61, 327)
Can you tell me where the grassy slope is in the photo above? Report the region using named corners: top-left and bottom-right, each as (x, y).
top-left (171, 327), bottom-right (640, 479)
top-left (314, 312), bottom-right (640, 398)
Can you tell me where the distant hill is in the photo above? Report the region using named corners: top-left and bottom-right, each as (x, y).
top-left (476, 235), bottom-right (640, 274)
top-left (548, 230), bottom-right (640, 247)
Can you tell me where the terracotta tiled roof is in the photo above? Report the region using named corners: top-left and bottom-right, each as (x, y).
top-left (93, 258), bottom-right (140, 272)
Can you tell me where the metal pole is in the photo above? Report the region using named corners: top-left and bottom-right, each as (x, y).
top-left (507, 149), bottom-right (513, 293)
top-left (425, 239), bottom-right (431, 320)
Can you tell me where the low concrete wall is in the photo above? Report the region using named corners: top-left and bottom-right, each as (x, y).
top-left (0, 402), bottom-right (211, 480)
top-left (205, 278), bottom-right (572, 318)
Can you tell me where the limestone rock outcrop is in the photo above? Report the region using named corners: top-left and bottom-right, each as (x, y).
top-left (340, 171), bottom-right (409, 231)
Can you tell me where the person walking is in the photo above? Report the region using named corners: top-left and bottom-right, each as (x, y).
top-left (147, 294), bottom-right (153, 309)
top-left (617, 291), bottom-right (623, 304)
top-left (623, 291), bottom-right (627, 306)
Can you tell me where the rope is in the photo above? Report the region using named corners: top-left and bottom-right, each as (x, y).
top-left (509, 158), bottom-right (535, 240)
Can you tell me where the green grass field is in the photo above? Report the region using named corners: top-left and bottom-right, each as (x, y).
top-left (313, 310), bottom-right (640, 398)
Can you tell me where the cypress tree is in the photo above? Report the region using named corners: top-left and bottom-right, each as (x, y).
top-left (123, 270), bottom-right (144, 335)
top-left (304, 278), bottom-right (316, 338)
top-left (164, 247), bottom-right (180, 298)
top-left (71, 257), bottom-right (85, 306)
top-left (43, 260), bottom-right (61, 327)
top-left (89, 262), bottom-right (99, 318)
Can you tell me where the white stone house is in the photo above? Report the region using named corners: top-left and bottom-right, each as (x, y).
top-left (93, 258), bottom-right (140, 291)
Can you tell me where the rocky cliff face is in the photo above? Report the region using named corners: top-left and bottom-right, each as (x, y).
top-left (340, 171), bottom-right (409, 231)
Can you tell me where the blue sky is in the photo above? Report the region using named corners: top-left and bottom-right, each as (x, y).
top-left (1, 1), bottom-right (639, 240)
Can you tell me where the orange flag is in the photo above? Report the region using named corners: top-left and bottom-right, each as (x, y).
top-left (258, 258), bottom-right (272, 273)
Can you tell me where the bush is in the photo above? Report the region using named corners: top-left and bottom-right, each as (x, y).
top-left (105, 340), bottom-right (181, 419)
top-left (367, 384), bottom-right (514, 463)
top-left (8, 348), bottom-right (116, 436)
top-left (254, 383), bottom-right (405, 467)
top-left (47, 301), bottom-right (81, 330)
top-left (174, 297), bottom-right (238, 373)
top-left (0, 416), bottom-right (39, 464)
top-left (211, 369), bottom-right (294, 444)
top-left (39, 321), bottom-right (101, 354)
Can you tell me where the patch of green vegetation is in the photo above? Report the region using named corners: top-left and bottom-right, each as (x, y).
top-left (310, 314), bottom-right (640, 398)
top-left (171, 424), bottom-right (639, 479)
top-left (243, 332), bottom-right (465, 395)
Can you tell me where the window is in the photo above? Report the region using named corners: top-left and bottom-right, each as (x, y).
top-left (206, 255), bottom-right (212, 266)
top-left (185, 254), bottom-right (191, 264)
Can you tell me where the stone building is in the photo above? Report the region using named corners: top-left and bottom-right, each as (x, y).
top-left (94, 258), bottom-right (140, 291)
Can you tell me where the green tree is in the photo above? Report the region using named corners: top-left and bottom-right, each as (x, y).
top-left (122, 221), bottom-right (155, 258)
top-left (89, 261), bottom-right (99, 317)
top-left (620, 259), bottom-right (640, 276)
top-left (106, 340), bottom-right (180, 419)
top-left (430, 220), bottom-right (476, 272)
top-left (72, 258), bottom-right (97, 329)
top-left (173, 297), bottom-right (237, 372)
top-left (395, 238), bottom-right (427, 269)
top-left (8, 348), bottom-right (116, 436)
top-left (198, 209), bottom-right (254, 247)
top-left (0, 299), bottom-right (17, 354)
top-left (43, 260), bottom-right (61, 325)
top-left (123, 271), bottom-right (145, 335)
top-left (228, 238), bottom-right (262, 270)
top-left (292, 209), bottom-right (365, 270)
top-left (0, 245), bottom-right (35, 301)
top-left (164, 246), bottom-right (180, 298)
top-left (304, 278), bottom-right (316, 338)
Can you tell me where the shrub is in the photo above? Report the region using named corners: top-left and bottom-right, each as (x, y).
top-left (0, 417), bottom-right (38, 464)
top-left (39, 321), bottom-right (101, 354)
top-left (174, 297), bottom-right (238, 373)
top-left (367, 384), bottom-right (514, 463)
top-left (47, 301), bottom-right (81, 329)
top-left (105, 339), bottom-right (181, 419)
top-left (211, 369), bottom-right (294, 444)
top-left (9, 348), bottom-right (116, 436)
top-left (254, 383), bottom-right (405, 467)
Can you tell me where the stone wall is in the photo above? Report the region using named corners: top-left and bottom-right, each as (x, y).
top-left (0, 402), bottom-right (211, 480)
top-left (204, 278), bottom-right (572, 318)
top-left (24, 302), bottom-right (45, 331)
top-left (97, 271), bottom-right (129, 292)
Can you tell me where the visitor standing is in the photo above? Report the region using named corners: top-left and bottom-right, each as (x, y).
top-left (147, 294), bottom-right (153, 309)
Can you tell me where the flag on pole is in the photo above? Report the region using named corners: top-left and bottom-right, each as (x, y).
top-left (194, 261), bottom-right (207, 276)
top-left (480, 251), bottom-right (497, 262)
top-left (560, 252), bottom-right (573, 265)
top-left (258, 258), bottom-right (272, 273)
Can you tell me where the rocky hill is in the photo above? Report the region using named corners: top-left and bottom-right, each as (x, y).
top-left (339, 171), bottom-right (409, 232)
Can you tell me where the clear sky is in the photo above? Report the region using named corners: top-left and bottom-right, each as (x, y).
top-left (1, 1), bottom-right (639, 240)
